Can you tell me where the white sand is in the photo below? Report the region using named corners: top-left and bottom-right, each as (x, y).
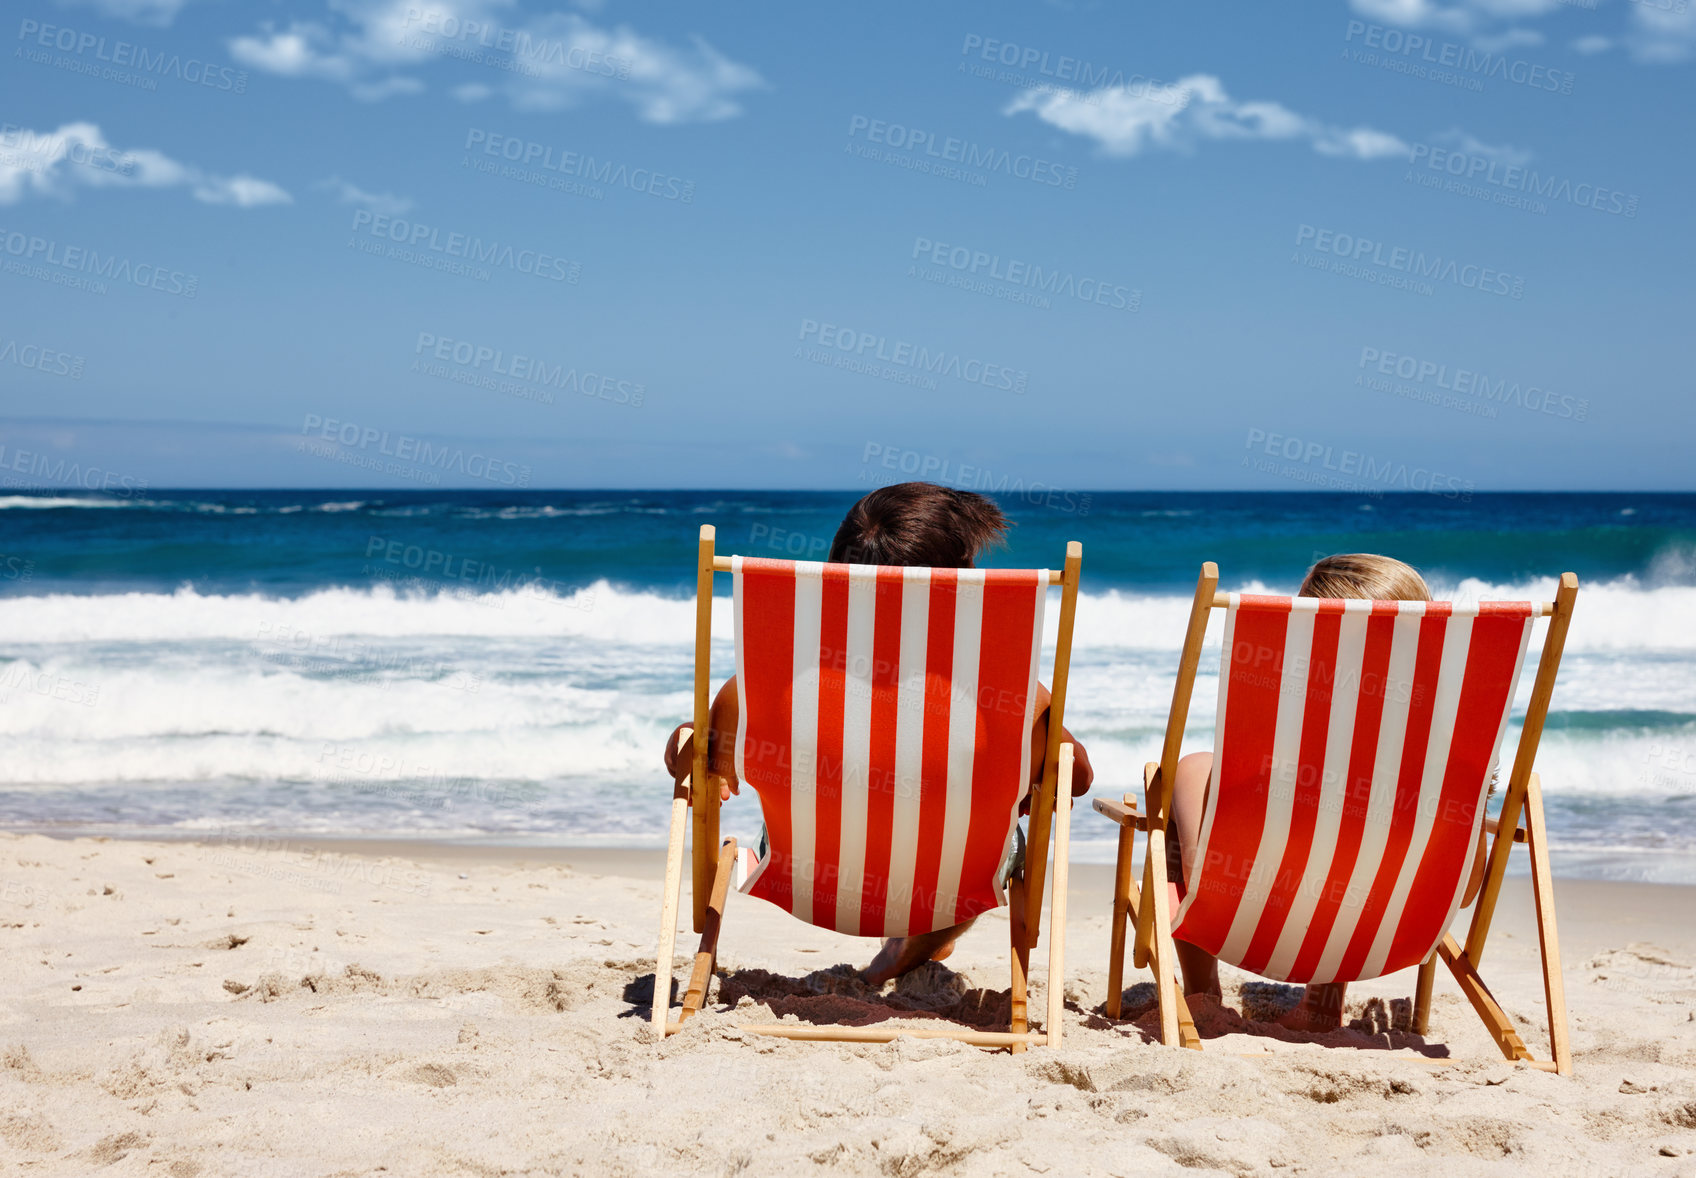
top-left (2, 831), bottom-right (1694, 1176)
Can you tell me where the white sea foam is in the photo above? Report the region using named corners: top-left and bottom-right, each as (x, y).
top-left (2, 577), bottom-right (1691, 651)
top-left (0, 579), bottom-right (1690, 850)
top-left (0, 495), bottom-right (134, 510)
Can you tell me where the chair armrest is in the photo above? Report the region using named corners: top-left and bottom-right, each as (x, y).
top-left (1484, 816), bottom-right (1527, 843)
top-left (1091, 794), bottom-right (1149, 830)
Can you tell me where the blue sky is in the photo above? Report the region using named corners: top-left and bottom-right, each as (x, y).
top-left (0, 0), bottom-right (1691, 491)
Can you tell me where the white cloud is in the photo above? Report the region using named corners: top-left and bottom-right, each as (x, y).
top-left (1313, 127), bottom-right (1412, 160)
top-left (0, 122), bottom-right (290, 207)
top-left (315, 175), bottom-right (414, 216)
top-left (193, 175), bottom-right (294, 207)
top-left (229, 23), bottom-right (358, 82)
top-left (351, 76), bottom-right (426, 101)
top-left (54, 0), bottom-right (195, 27)
top-left (1350, 0), bottom-right (1474, 35)
top-left (1349, 0), bottom-right (1565, 37)
top-left (1626, 2), bottom-right (1696, 62)
top-left (1352, 0), bottom-right (1696, 64)
top-left (228, 0), bottom-right (765, 121)
top-left (1005, 74), bottom-right (1409, 161)
top-left (1429, 129), bottom-right (1534, 167)
top-left (1471, 27), bottom-right (1544, 52)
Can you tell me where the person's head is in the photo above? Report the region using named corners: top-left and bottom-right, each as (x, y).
top-left (828, 482), bottom-right (1007, 568)
top-left (1299, 553), bottom-right (1431, 602)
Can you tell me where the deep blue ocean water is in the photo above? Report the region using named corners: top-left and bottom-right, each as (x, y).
top-left (2, 489), bottom-right (1693, 881)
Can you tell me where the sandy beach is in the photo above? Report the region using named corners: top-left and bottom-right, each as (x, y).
top-left (1, 830), bottom-right (1692, 1176)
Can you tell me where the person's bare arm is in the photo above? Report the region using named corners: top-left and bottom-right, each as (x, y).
top-left (661, 676), bottom-right (741, 802)
top-left (1026, 682), bottom-right (1094, 797)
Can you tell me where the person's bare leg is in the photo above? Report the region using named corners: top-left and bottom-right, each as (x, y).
top-left (1275, 982), bottom-right (1347, 1031)
top-left (864, 918), bottom-right (977, 985)
top-left (1167, 752), bottom-right (1221, 998)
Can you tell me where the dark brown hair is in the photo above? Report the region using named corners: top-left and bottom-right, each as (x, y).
top-left (828, 482), bottom-right (1007, 568)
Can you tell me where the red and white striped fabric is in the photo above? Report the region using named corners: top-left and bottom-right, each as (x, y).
top-left (1172, 594), bottom-right (1539, 985)
top-left (731, 557), bottom-right (1049, 938)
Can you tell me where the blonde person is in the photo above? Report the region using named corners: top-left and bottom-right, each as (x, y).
top-left (1166, 554), bottom-right (1491, 1032)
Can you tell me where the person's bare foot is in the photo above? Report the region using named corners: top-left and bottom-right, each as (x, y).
top-left (1174, 939), bottom-right (1222, 1002)
top-left (863, 938), bottom-right (908, 986)
top-left (862, 924), bottom-right (970, 985)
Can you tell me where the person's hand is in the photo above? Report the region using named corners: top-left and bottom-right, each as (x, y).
top-left (1015, 737), bottom-right (1094, 815)
top-left (662, 724), bottom-right (692, 781)
top-left (662, 723), bottom-right (738, 802)
top-left (1068, 741), bottom-right (1095, 797)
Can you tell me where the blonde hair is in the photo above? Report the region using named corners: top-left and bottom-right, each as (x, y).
top-left (1299, 553), bottom-right (1430, 602)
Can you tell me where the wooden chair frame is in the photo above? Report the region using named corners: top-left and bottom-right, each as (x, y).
top-left (652, 526), bottom-right (1084, 1051)
top-left (1093, 562), bottom-right (1577, 1075)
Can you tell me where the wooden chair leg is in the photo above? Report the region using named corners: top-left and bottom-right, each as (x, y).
top-left (1105, 795), bottom-right (1136, 1019)
top-left (1170, 976), bottom-right (1201, 1050)
top-left (1524, 774), bottom-right (1572, 1075)
top-left (1045, 747), bottom-right (1074, 1048)
top-left (1437, 934), bottom-right (1532, 1063)
top-left (1145, 826), bottom-right (1182, 1047)
top-left (1132, 850), bottom-right (1156, 970)
top-left (1414, 950), bottom-right (1436, 1037)
top-left (1131, 762), bottom-right (1162, 972)
top-left (677, 838), bottom-right (737, 1025)
top-left (651, 774), bottom-right (691, 1036)
top-left (1009, 875), bottom-right (1030, 1055)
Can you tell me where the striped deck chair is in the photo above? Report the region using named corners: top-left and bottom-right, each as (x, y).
top-left (1094, 563), bottom-right (1577, 1074)
top-left (652, 526), bottom-right (1083, 1051)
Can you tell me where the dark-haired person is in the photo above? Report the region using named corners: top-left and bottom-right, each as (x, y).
top-left (661, 482), bottom-right (1093, 984)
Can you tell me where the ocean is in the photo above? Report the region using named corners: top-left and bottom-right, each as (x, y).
top-left (1, 489), bottom-right (1693, 882)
